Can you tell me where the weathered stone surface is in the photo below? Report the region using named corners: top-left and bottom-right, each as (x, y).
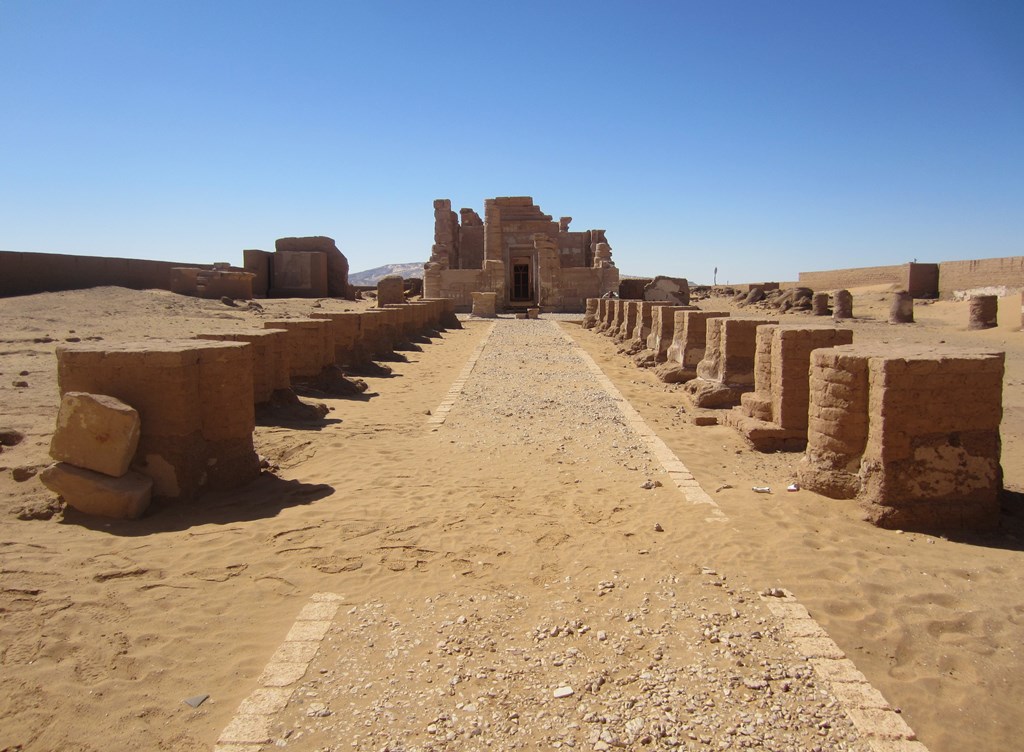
top-left (377, 275), bottom-right (405, 307)
top-left (661, 310), bottom-right (730, 382)
top-left (833, 289), bottom-right (853, 319)
top-left (889, 290), bottom-right (914, 323)
top-left (644, 276), bottom-right (690, 305)
top-left (811, 292), bottom-right (831, 316)
top-left (798, 344), bottom-right (1004, 530)
top-left (582, 298), bottom-right (599, 329)
top-left (471, 292), bottom-right (497, 318)
top-left (968, 295), bottom-right (997, 330)
top-left (40, 462), bottom-right (151, 519)
top-left (49, 392), bottom-right (141, 477)
top-left (275, 236), bottom-right (352, 299)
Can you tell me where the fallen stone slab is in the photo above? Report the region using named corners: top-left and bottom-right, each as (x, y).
top-left (40, 462), bottom-right (152, 519)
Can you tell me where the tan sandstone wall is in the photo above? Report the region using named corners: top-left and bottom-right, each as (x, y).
top-left (938, 256), bottom-right (1024, 297)
top-left (797, 262), bottom-right (938, 298)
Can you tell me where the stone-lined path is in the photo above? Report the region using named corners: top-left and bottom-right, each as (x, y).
top-left (215, 319), bottom-right (923, 752)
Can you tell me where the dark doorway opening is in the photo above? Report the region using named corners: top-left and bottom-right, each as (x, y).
top-left (511, 262), bottom-right (532, 301)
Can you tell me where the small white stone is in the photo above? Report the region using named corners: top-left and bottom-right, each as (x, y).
top-left (553, 686), bottom-right (574, 698)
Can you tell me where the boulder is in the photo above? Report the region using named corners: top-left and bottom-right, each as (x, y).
top-left (49, 392), bottom-right (141, 477)
top-left (40, 463), bottom-right (152, 519)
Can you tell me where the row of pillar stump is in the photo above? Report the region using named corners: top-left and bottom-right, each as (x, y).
top-left (49, 299), bottom-right (459, 516)
top-left (583, 295), bottom-right (1005, 532)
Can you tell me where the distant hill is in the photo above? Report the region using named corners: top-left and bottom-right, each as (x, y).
top-left (349, 262), bottom-right (423, 286)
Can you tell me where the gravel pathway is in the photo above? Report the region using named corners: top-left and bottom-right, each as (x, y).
top-left (218, 320), bottom-right (898, 752)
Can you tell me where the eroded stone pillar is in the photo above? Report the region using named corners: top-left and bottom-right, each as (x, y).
top-left (684, 318), bottom-right (778, 408)
top-left (811, 292), bottom-right (830, 316)
top-left (889, 291), bottom-right (914, 324)
top-left (833, 290), bottom-right (853, 320)
top-left (798, 345), bottom-right (1004, 531)
top-left (968, 295), bottom-right (998, 330)
top-left (582, 298), bottom-right (599, 329)
top-left (657, 310), bottom-right (730, 383)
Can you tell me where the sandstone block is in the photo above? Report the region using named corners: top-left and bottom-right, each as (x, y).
top-left (49, 392), bottom-right (141, 477)
top-left (41, 462), bottom-right (151, 519)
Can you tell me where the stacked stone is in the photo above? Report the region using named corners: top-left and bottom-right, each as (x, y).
top-left (376, 275), bottom-right (406, 307)
top-left (625, 302), bottom-right (654, 352)
top-left (55, 340), bottom-right (259, 500)
top-left (833, 289), bottom-right (853, 320)
top-left (582, 298), bottom-right (599, 329)
top-left (968, 295), bottom-right (997, 330)
top-left (606, 300), bottom-right (627, 338)
top-left (196, 329), bottom-right (290, 404)
top-left (595, 299), bottom-right (615, 333)
top-left (727, 326), bottom-right (854, 451)
top-left (889, 291), bottom-right (914, 323)
top-left (799, 344), bottom-right (1004, 530)
top-left (811, 292), bottom-right (831, 316)
top-left (40, 392), bottom-right (150, 519)
top-left (263, 319), bottom-right (334, 379)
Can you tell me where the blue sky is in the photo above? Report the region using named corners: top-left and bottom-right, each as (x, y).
top-left (1, 1), bottom-right (1021, 283)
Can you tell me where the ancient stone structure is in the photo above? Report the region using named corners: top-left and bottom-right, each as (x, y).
top-left (798, 345), bottom-right (1004, 530)
top-left (263, 319), bottom-right (334, 379)
top-left (471, 292), bottom-right (497, 318)
top-left (595, 298), bottom-right (616, 333)
top-left (624, 302), bottom-right (655, 353)
top-left (582, 298), bottom-right (599, 329)
top-left (657, 311), bottom-right (730, 383)
top-left (968, 295), bottom-right (998, 330)
top-left (49, 392), bottom-right (142, 478)
top-left (40, 463), bottom-right (152, 520)
top-left (644, 276), bottom-right (690, 305)
top-left (725, 326), bottom-right (854, 451)
top-left (245, 237), bottom-right (354, 300)
top-left (196, 330), bottom-right (291, 405)
top-left (683, 318), bottom-right (779, 409)
top-left (616, 301), bottom-right (639, 343)
top-left (377, 275), bottom-right (406, 307)
top-left (607, 300), bottom-right (627, 339)
top-left (170, 265), bottom-right (255, 300)
top-left (424, 197), bottom-right (618, 312)
top-left (833, 289), bottom-right (853, 320)
top-left (645, 306), bottom-right (691, 363)
top-left (56, 340), bottom-right (260, 499)
top-left (889, 291), bottom-right (914, 323)
top-left (811, 292), bottom-right (831, 316)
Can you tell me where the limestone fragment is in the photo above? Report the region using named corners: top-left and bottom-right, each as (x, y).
top-left (49, 392), bottom-right (141, 477)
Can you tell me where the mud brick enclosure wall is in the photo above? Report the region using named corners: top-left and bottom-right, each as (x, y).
top-left (0, 250), bottom-right (199, 297)
top-left (798, 345), bottom-right (1004, 530)
top-left (797, 262), bottom-right (939, 298)
top-left (55, 340), bottom-right (259, 499)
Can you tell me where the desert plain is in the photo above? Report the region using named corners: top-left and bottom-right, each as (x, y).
top-left (1, 285), bottom-right (1023, 752)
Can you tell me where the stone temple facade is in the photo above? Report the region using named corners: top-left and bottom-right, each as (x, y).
top-left (424, 196), bottom-right (619, 313)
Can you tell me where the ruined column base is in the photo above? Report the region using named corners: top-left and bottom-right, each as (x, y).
top-left (257, 389), bottom-right (329, 423)
top-left (293, 365), bottom-right (368, 397)
top-left (682, 378), bottom-right (749, 409)
top-left (722, 411), bottom-right (808, 452)
top-left (654, 363), bottom-right (697, 384)
top-left (632, 350), bottom-right (656, 368)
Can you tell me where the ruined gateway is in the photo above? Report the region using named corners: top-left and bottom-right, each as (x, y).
top-left (424, 196), bottom-right (620, 313)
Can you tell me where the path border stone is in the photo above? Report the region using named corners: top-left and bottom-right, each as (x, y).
top-left (426, 322), bottom-right (496, 427)
top-left (760, 591), bottom-right (928, 751)
top-left (556, 322), bottom-right (728, 523)
top-left (213, 593), bottom-right (344, 752)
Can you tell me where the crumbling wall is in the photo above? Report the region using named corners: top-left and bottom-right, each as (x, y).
top-left (799, 345), bottom-right (1003, 530)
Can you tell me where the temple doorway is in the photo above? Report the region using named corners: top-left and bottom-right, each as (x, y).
top-left (510, 256), bottom-right (534, 302)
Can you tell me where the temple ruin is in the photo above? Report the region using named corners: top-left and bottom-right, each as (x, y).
top-left (424, 196), bottom-right (619, 313)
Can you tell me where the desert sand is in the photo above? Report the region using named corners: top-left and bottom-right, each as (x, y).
top-left (1, 285), bottom-right (1022, 752)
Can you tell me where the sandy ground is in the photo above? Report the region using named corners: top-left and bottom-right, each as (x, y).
top-left (0, 286), bottom-right (1022, 751)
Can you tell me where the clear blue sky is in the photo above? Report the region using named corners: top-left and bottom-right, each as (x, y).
top-left (1, 1), bottom-right (1021, 283)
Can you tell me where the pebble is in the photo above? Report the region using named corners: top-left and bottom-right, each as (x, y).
top-left (553, 686), bottom-right (574, 698)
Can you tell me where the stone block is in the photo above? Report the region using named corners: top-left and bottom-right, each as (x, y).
top-left (471, 291), bottom-right (497, 317)
top-left (40, 462), bottom-right (151, 519)
top-left (270, 251), bottom-right (329, 298)
top-left (646, 306), bottom-right (691, 362)
top-left (56, 340), bottom-right (258, 499)
top-left (196, 329), bottom-right (290, 403)
top-left (49, 392), bottom-right (141, 477)
top-left (377, 274), bottom-right (405, 307)
top-left (263, 318), bottom-right (334, 379)
top-left (799, 344), bottom-right (1004, 530)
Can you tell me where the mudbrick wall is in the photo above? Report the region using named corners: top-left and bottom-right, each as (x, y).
top-left (797, 262), bottom-right (938, 298)
top-left (938, 256), bottom-right (1024, 297)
